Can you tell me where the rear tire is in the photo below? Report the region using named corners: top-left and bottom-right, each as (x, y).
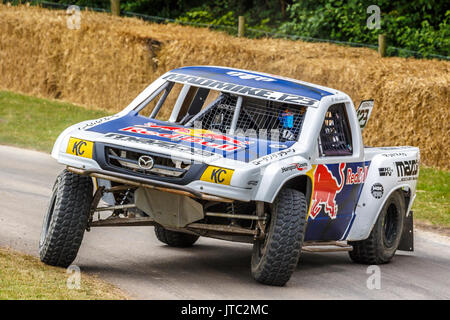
top-left (349, 191), bottom-right (405, 264)
top-left (154, 225), bottom-right (199, 247)
top-left (39, 170), bottom-right (93, 267)
top-left (251, 188), bottom-right (308, 286)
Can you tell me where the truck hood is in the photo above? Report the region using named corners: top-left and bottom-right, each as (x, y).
top-left (85, 114), bottom-right (296, 163)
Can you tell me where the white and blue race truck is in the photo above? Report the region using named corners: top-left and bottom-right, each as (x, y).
top-left (39, 66), bottom-right (419, 286)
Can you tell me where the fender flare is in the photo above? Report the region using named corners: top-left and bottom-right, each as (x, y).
top-left (347, 184), bottom-right (412, 241)
top-left (253, 157), bottom-right (311, 203)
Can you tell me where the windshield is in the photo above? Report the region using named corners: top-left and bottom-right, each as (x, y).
top-left (135, 81), bottom-right (307, 142)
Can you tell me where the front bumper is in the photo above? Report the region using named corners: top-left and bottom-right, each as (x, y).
top-left (67, 166), bottom-right (235, 203)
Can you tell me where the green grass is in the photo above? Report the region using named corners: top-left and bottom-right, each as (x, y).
top-left (412, 167), bottom-right (450, 228)
top-left (0, 247), bottom-right (128, 300)
top-left (0, 90), bottom-right (448, 228)
top-left (0, 91), bottom-right (111, 153)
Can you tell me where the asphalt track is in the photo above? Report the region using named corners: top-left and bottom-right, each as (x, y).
top-left (1, 145), bottom-right (449, 299)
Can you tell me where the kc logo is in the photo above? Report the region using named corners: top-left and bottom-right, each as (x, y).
top-left (67, 138), bottom-right (93, 159)
top-left (201, 166), bottom-right (234, 185)
top-left (72, 140), bottom-right (87, 156)
top-left (210, 168), bottom-right (227, 183)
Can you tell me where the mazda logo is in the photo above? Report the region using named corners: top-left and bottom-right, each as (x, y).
top-left (137, 155), bottom-right (154, 170)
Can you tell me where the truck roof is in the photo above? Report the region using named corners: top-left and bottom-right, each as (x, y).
top-left (165, 66), bottom-right (336, 107)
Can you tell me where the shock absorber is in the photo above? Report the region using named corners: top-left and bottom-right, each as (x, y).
top-left (113, 188), bottom-right (133, 217)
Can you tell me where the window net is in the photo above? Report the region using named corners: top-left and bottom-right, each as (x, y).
top-left (318, 103), bottom-right (353, 156)
top-left (192, 94), bottom-right (306, 142)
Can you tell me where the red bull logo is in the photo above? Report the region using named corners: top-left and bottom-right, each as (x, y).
top-left (310, 163), bottom-right (346, 220)
top-left (142, 122), bottom-right (251, 147)
top-left (122, 122), bottom-right (252, 151)
top-left (346, 166), bottom-right (368, 185)
top-left (120, 122), bottom-right (253, 151)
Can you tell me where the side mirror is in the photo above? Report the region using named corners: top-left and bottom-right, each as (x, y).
top-left (356, 100), bottom-right (374, 130)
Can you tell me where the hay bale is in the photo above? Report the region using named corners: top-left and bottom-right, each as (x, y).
top-left (0, 5), bottom-right (448, 169)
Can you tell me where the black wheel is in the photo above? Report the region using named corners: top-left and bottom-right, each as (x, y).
top-left (154, 225), bottom-right (199, 247)
top-left (39, 169), bottom-right (93, 267)
top-left (251, 188), bottom-right (308, 286)
top-left (349, 190), bottom-right (405, 264)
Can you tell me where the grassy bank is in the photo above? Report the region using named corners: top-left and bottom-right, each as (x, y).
top-left (0, 90), bottom-right (448, 228)
top-left (0, 247), bottom-right (128, 299)
top-left (0, 91), bottom-right (110, 152)
top-left (413, 167), bottom-right (450, 228)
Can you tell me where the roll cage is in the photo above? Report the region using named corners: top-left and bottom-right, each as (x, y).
top-left (133, 80), bottom-right (308, 143)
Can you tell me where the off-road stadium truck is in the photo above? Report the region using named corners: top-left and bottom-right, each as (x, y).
top-left (39, 66), bottom-right (419, 286)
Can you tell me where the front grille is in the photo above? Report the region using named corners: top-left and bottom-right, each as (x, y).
top-left (105, 146), bottom-right (191, 178)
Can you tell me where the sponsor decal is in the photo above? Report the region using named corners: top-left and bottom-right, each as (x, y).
top-left (345, 166), bottom-right (369, 185)
top-left (251, 148), bottom-right (295, 165)
top-left (371, 183), bottom-right (384, 199)
top-left (163, 73), bottom-right (319, 106)
top-left (310, 163), bottom-right (346, 219)
top-left (200, 166), bottom-right (234, 185)
top-left (398, 176), bottom-right (418, 182)
top-left (121, 123), bottom-right (251, 152)
top-left (378, 146), bottom-right (409, 150)
top-left (395, 159), bottom-right (419, 181)
top-left (66, 137), bottom-right (93, 158)
top-left (330, 96), bottom-right (348, 103)
top-left (226, 71), bottom-right (275, 82)
top-left (80, 115), bottom-right (120, 130)
top-left (142, 122), bottom-right (251, 147)
top-left (281, 162), bottom-right (308, 173)
top-left (103, 133), bottom-right (215, 157)
top-left (281, 164), bottom-right (296, 173)
top-left (381, 152), bottom-right (408, 158)
top-left (378, 167), bottom-right (393, 176)
top-left (269, 143), bottom-right (288, 149)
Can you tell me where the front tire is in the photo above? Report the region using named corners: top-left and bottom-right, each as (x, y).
top-left (251, 188), bottom-right (308, 286)
top-left (154, 225), bottom-right (199, 247)
top-left (39, 170), bottom-right (93, 267)
top-left (349, 190), bottom-right (406, 264)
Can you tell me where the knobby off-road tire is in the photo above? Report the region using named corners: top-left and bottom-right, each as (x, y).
top-left (349, 191), bottom-right (406, 264)
top-left (154, 225), bottom-right (199, 247)
top-left (39, 169), bottom-right (93, 267)
top-left (251, 188), bottom-right (308, 286)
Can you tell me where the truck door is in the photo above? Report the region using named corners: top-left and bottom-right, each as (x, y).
top-left (305, 103), bottom-right (369, 241)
